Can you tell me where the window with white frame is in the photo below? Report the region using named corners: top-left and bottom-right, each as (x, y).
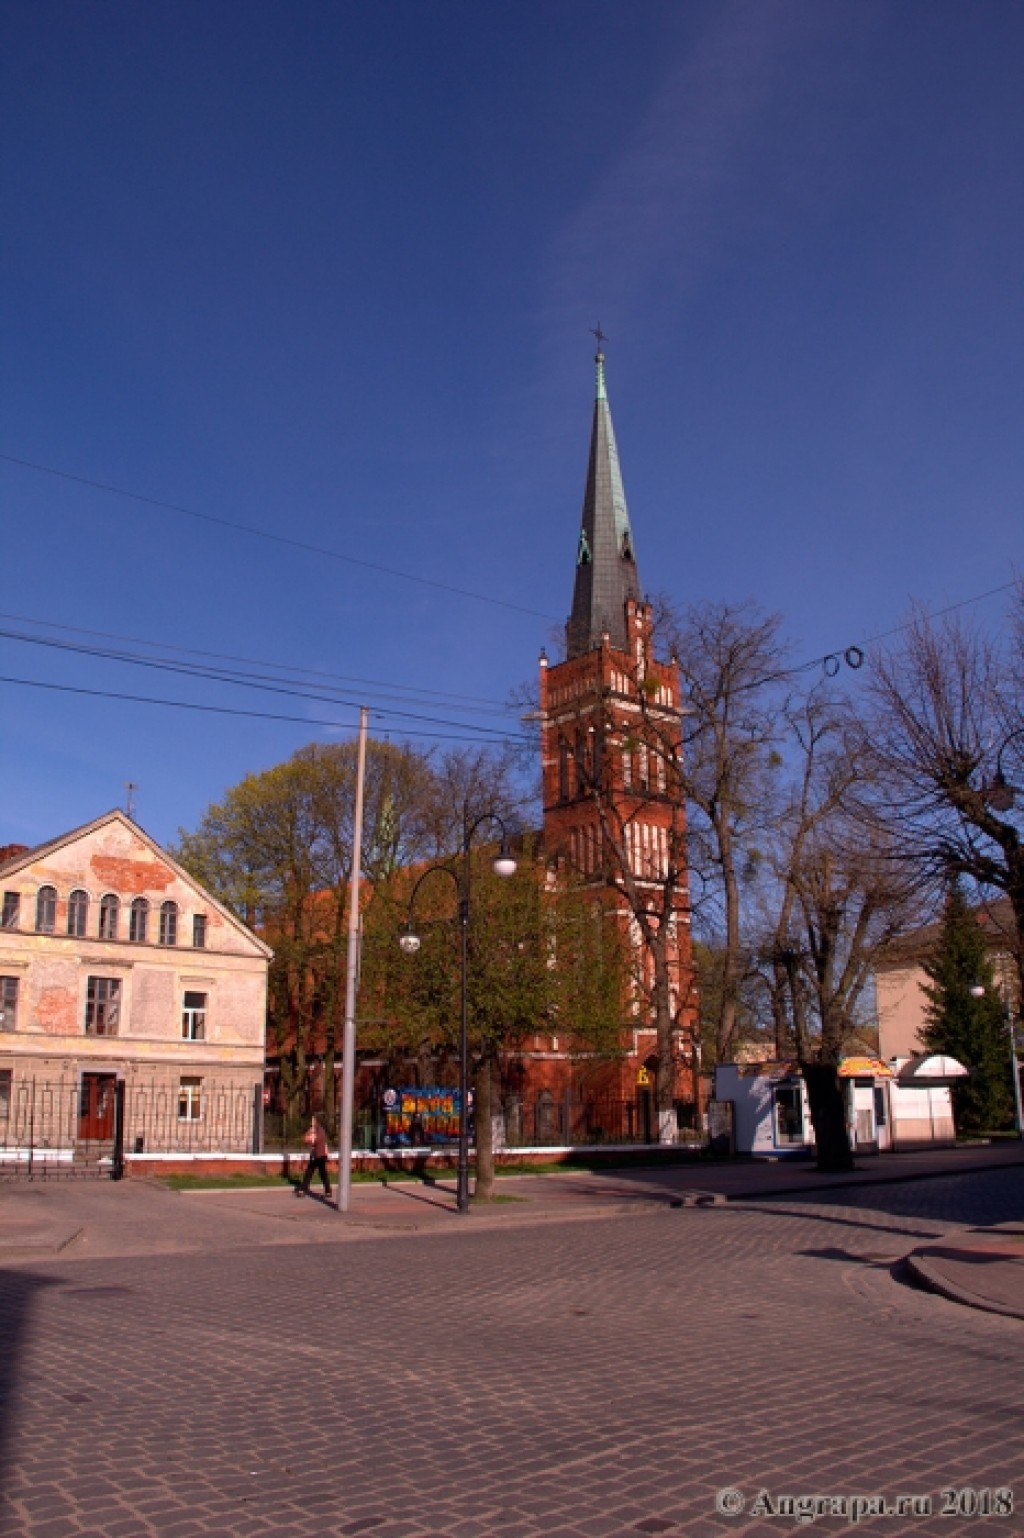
top-left (1, 892), bottom-right (20, 929)
top-left (98, 893), bottom-right (119, 940)
top-left (85, 976), bottom-right (121, 1036)
top-left (0, 976), bottom-right (18, 1031)
top-left (192, 913), bottom-right (207, 948)
top-left (36, 885), bottom-right (57, 934)
top-left (178, 1076), bottom-right (203, 1122)
top-left (181, 991), bottom-right (207, 1041)
top-left (129, 897), bottom-right (149, 943)
top-left (67, 889), bottom-right (89, 938)
top-left (159, 901), bottom-right (178, 946)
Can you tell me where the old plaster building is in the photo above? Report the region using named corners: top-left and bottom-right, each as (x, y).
top-left (876, 895), bottom-right (1019, 1060)
top-left (0, 810), bottom-right (271, 1162)
top-left (508, 345), bottom-right (698, 1136)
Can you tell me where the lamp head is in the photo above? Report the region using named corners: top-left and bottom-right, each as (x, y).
top-left (970, 984), bottom-right (985, 999)
top-left (984, 769), bottom-right (1016, 813)
top-left (399, 926), bottom-right (421, 955)
top-left (492, 851), bottom-right (517, 878)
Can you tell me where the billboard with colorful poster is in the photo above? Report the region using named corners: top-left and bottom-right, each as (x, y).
top-left (381, 1086), bottom-right (471, 1147)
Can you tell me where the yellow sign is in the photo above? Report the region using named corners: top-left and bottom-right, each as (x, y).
top-left (636, 1067), bottom-right (651, 1087)
top-left (838, 1057), bottom-right (893, 1079)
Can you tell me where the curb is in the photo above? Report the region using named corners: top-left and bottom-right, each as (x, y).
top-left (904, 1251), bottom-right (1024, 1322)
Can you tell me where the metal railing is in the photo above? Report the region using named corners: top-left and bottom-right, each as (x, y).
top-left (0, 1077), bottom-right (262, 1180)
top-left (0, 1078), bottom-right (701, 1179)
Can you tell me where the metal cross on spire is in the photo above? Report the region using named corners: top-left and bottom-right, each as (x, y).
top-left (590, 322), bottom-right (607, 353)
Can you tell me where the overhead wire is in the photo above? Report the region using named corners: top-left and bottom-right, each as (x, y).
top-left (2, 453), bottom-right (1019, 728)
top-left (0, 627), bottom-right (529, 741)
top-left (0, 451), bottom-right (560, 622)
top-left (0, 672), bottom-right (533, 746)
top-left (0, 610), bottom-right (517, 712)
top-left (0, 623), bottom-right (519, 724)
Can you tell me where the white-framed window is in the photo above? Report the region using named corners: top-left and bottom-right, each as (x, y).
top-left (182, 991), bottom-right (207, 1041)
top-left (1, 892), bottom-right (20, 929)
top-left (129, 897), bottom-right (149, 944)
top-left (99, 893), bottom-right (120, 940)
top-left (68, 889), bottom-right (89, 938)
top-left (159, 901), bottom-right (178, 947)
top-left (178, 1076), bottom-right (203, 1122)
top-left (0, 976), bottom-right (18, 1032)
top-left (36, 885), bottom-right (57, 934)
top-left (85, 976), bottom-right (121, 1036)
top-left (192, 914), bottom-right (207, 948)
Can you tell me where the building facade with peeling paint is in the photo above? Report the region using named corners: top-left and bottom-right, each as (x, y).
top-left (0, 810), bottom-right (271, 1161)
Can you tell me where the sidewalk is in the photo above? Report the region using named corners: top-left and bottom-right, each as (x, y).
top-left (3, 1141), bottom-right (1023, 1319)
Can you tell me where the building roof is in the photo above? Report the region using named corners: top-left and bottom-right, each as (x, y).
top-left (565, 348), bottom-right (643, 658)
top-left (0, 808), bottom-right (273, 959)
top-left (876, 895), bottom-right (1017, 969)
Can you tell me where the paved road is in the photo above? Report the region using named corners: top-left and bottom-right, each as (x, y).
top-left (1, 1164), bottom-right (1023, 1537)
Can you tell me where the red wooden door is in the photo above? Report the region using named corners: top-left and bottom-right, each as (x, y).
top-left (78, 1073), bottom-right (117, 1140)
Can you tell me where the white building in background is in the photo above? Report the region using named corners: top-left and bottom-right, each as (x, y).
top-left (713, 1055), bottom-right (959, 1158)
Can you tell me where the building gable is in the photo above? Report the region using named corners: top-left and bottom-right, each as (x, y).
top-left (0, 810), bottom-right (271, 960)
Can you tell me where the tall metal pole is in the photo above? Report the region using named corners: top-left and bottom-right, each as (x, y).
top-left (457, 892), bottom-right (470, 1212)
top-left (457, 800), bottom-right (472, 1214)
top-left (338, 706), bottom-right (368, 1212)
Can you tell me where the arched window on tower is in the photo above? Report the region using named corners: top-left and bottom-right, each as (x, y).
top-left (558, 736), bottom-right (570, 802)
top-left (574, 731), bottom-right (588, 795)
top-left (591, 727), bottom-right (604, 785)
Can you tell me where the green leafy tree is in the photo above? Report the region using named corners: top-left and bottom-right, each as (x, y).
top-left (173, 738), bottom-right (443, 1125)
top-left (921, 884), bottom-right (1014, 1135)
top-left (359, 842), bottom-right (630, 1197)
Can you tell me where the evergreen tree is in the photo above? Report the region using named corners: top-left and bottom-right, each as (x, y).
top-left (921, 884), bottom-right (1013, 1134)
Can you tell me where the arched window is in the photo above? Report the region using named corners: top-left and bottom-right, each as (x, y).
top-left (98, 894), bottom-right (119, 940)
top-left (558, 736), bottom-right (570, 801)
top-left (129, 897), bottom-right (149, 944)
top-left (159, 901), bottom-right (178, 947)
top-left (35, 886), bottom-right (57, 934)
top-left (67, 889), bottom-right (89, 938)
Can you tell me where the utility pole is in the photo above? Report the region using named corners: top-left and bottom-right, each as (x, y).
top-left (337, 707), bottom-right (368, 1212)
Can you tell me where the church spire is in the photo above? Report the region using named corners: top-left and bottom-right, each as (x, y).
top-left (566, 339), bottom-right (643, 658)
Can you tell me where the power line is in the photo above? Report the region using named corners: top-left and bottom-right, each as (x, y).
top-left (0, 451), bottom-right (560, 623)
top-left (0, 624), bottom-right (518, 727)
top-left (0, 628), bottom-right (525, 740)
top-left (0, 610), bottom-right (517, 712)
top-left (0, 672), bottom-right (533, 745)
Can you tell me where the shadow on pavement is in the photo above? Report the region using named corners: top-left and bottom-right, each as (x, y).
top-left (0, 1269), bottom-right (60, 1514)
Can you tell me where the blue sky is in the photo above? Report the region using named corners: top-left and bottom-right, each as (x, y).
top-left (2, 1), bottom-right (1022, 850)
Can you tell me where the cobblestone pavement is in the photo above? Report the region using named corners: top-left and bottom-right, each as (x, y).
top-left (1, 1167), bottom-right (1023, 1538)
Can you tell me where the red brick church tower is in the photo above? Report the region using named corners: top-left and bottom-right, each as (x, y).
top-left (537, 343), bottom-right (699, 1138)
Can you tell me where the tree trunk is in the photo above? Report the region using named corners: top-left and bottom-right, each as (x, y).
top-left (800, 1062), bottom-right (854, 1172)
top-left (473, 1056), bottom-right (496, 1201)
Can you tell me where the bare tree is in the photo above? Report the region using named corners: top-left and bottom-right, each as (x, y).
top-left (664, 599), bottom-right (790, 1065)
top-left (861, 603), bottom-right (1024, 999)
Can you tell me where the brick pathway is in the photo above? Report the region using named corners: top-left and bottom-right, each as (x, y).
top-left (1, 1166), bottom-right (1023, 1536)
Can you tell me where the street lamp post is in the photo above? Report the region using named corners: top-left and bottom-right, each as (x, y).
top-left (399, 806), bottom-right (516, 1213)
top-left (970, 981), bottom-right (1024, 1138)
